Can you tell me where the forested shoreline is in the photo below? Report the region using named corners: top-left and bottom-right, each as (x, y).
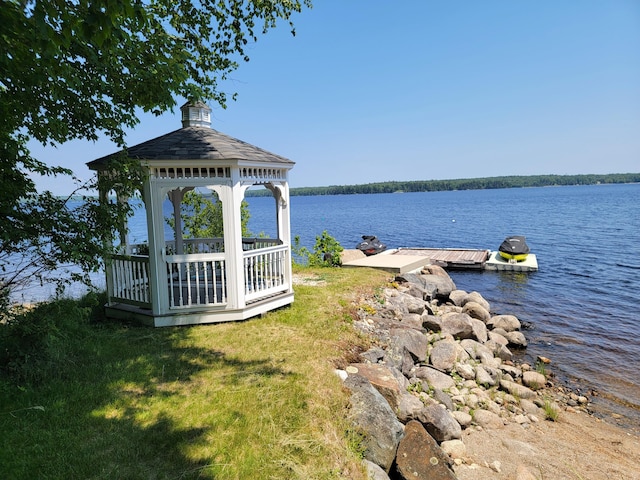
top-left (247, 173), bottom-right (640, 197)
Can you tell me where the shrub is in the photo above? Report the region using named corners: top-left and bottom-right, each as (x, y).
top-left (293, 231), bottom-right (343, 267)
top-left (0, 293), bottom-right (101, 385)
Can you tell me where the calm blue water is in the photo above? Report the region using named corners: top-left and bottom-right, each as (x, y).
top-left (247, 184), bottom-right (640, 426)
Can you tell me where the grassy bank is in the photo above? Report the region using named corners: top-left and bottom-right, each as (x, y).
top-left (0, 266), bottom-right (390, 480)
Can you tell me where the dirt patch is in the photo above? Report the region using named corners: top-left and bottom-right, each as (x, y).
top-left (292, 273), bottom-right (327, 286)
top-left (452, 410), bottom-right (640, 480)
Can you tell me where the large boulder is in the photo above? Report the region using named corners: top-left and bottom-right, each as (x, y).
top-left (422, 314), bottom-right (442, 332)
top-left (389, 328), bottom-right (428, 363)
top-left (470, 317), bottom-right (488, 343)
top-left (396, 273), bottom-right (456, 300)
top-left (504, 330), bottom-right (528, 348)
top-left (448, 289), bottom-right (467, 307)
top-left (523, 370), bottom-right (546, 390)
top-left (462, 301), bottom-right (491, 323)
top-left (413, 366), bottom-right (456, 390)
top-left (396, 393), bottom-right (426, 424)
top-left (440, 312), bottom-right (476, 340)
top-left (343, 374), bottom-right (405, 473)
top-left (460, 338), bottom-right (494, 363)
top-left (382, 345), bottom-right (416, 376)
top-left (488, 314), bottom-right (521, 332)
top-left (462, 291), bottom-right (490, 311)
top-left (347, 363), bottom-right (405, 411)
top-left (363, 460), bottom-right (391, 480)
top-left (429, 340), bottom-right (460, 373)
top-left (393, 421), bottom-right (457, 480)
top-left (472, 408), bottom-right (504, 429)
top-left (416, 404), bottom-right (462, 441)
top-left (499, 379), bottom-right (537, 399)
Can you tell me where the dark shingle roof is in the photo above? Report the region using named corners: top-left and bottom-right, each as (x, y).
top-left (87, 126), bottom-right (294, 169)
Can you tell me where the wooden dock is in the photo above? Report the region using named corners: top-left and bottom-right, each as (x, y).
top-left (395, 248), bottom-right (490, 269)
top-left (341, 247), bottom-right (538, 272)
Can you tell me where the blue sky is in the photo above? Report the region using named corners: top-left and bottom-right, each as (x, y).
top-left (30, 0), bottom-right (640, 195)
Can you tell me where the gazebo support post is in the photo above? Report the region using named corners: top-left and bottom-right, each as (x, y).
top-left (143, 178), bottom-right (169, 316)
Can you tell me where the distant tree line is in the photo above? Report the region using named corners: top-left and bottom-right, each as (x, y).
top-left (247, 173), bottom-right (640, 197)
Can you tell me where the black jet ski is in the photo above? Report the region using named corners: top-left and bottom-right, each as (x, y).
top-left (498, 235), bottom-right (530, 261)
top-left (356, 235), bottom-right (387, 256)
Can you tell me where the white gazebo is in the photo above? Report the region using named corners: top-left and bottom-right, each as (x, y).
top-left (88, 101), bottom-right (295, 327)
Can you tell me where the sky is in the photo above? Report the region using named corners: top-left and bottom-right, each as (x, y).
top-left (29, 0), bottom-right (640, 195)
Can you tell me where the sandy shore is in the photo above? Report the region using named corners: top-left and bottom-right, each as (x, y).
top-left (452, 408), bottom-right (640, 480)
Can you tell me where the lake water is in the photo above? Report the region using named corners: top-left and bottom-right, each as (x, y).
top-left (245, 183), bottom-right (640, 428)
top-left (15, 183), bottom-right (640, 428)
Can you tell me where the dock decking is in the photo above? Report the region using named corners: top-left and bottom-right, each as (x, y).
top-left (395, 248), bottom-right (489, 269)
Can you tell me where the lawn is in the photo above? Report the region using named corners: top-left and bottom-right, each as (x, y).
top-left (0, 266), bottom-right (390, 480)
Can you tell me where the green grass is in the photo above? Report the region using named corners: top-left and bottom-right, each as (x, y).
top-left (0, 267), bottom-right (390, 480)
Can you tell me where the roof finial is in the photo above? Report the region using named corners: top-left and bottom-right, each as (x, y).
top-left (180, 100), bottom-right (212, 128)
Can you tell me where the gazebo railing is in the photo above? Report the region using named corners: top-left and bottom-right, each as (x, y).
top-left (165, 252), bottom-right (227, 309)
top-left (243, 244), bottom-right (290, 303)
top-left (108, 255), bottom-right (152, 307)
top-left (111, 240), bottom-right (290, 311)
top-left (162, 238), bottom-right (282, 254)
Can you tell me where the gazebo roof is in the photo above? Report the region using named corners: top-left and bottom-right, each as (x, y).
top-left (87, 126), bottom-right (294, 170)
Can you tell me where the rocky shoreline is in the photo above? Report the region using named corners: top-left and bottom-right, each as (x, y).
top-left (336, 265), bottom-right (591, 480)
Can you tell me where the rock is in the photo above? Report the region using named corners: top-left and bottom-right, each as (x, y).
top-left (522, 370), bottom-right (546, 390)
top-left (460, 338), bottom-right (494, 362)
top-left (486, 340), bottom-right (513, 361)
top-left (389, 328), bottom-right (428, 363)
top-left (429, 340), bottom-right (459, 372)
top-left (422, 274), bottom-right (457, 299)
top-left (537, 355), bottom-right (552, 364)
top-left (462, 301), bottom-right (491, 323)
top-left (360, 347), bottom-right (385, 364)
top-left (422, 264), bottom-right (450, 277)
top-left (416, 404), bottom-right (462, 441)
top-left (519, 398), bottom-right (543, 416)
top-left (383, 345), bottom-right (416, 376)
top-left (504, 330), bottom-right (528, 348)
top-left (397, 393), bottom-right (425, 424)
top-left (433, 389), bottom-right (455, 411)
top-left (343, 374), bottom-right (405, 473)
top-left (334, 369), bottom-right (348, 381)
top-left (451, 410), bottom-right (473, 428)
top-left (440, 439), bottom-right (466, 459)
top-left (488, 314), bottom-right (521, 332)
top-left (500, 364), bottom-right (522, 378)
top-left (348, 363), bottom-right (405, 411)
top-left (413, 366), bottom-right (456, 390)
top-left (394, 421), bottom-right (457, 480)
top-left (475, 365), bottom-right (497, 387)
top-left (387, 292), bottom-right (425, 315)
top-left (515, 464), bottom-right (539, 480)
top-left (396, 273), bottom-right (456, 300)
top-left (499, 379), bottom-right (537, 399)
top-left (462, 291), bottom-right (490, 311)
top-left (363, 459), bottom-right (391, 480)
top-left (470, 317), bottom-right (488, 343)
top-left (455, 362), bottom-right (476, 380)
top-left (448, 290), bottom-right (467, 307)
top-left (488, 330), bottom-right (509, 346)
top-left (399, 313), bottom-right (424, 330)
top-left (422, 314), bottom-right (442, 332)
top-left (472, 409), bottom-right (504, 429)
top-left (440, 312), bottom-right (476, 340)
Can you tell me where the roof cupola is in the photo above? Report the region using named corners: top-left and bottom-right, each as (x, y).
top-left (180, 100), bottom-right (212, 128)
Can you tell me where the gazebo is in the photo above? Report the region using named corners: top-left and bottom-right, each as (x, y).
top-left (87, 101), bottom-right (295, 327)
